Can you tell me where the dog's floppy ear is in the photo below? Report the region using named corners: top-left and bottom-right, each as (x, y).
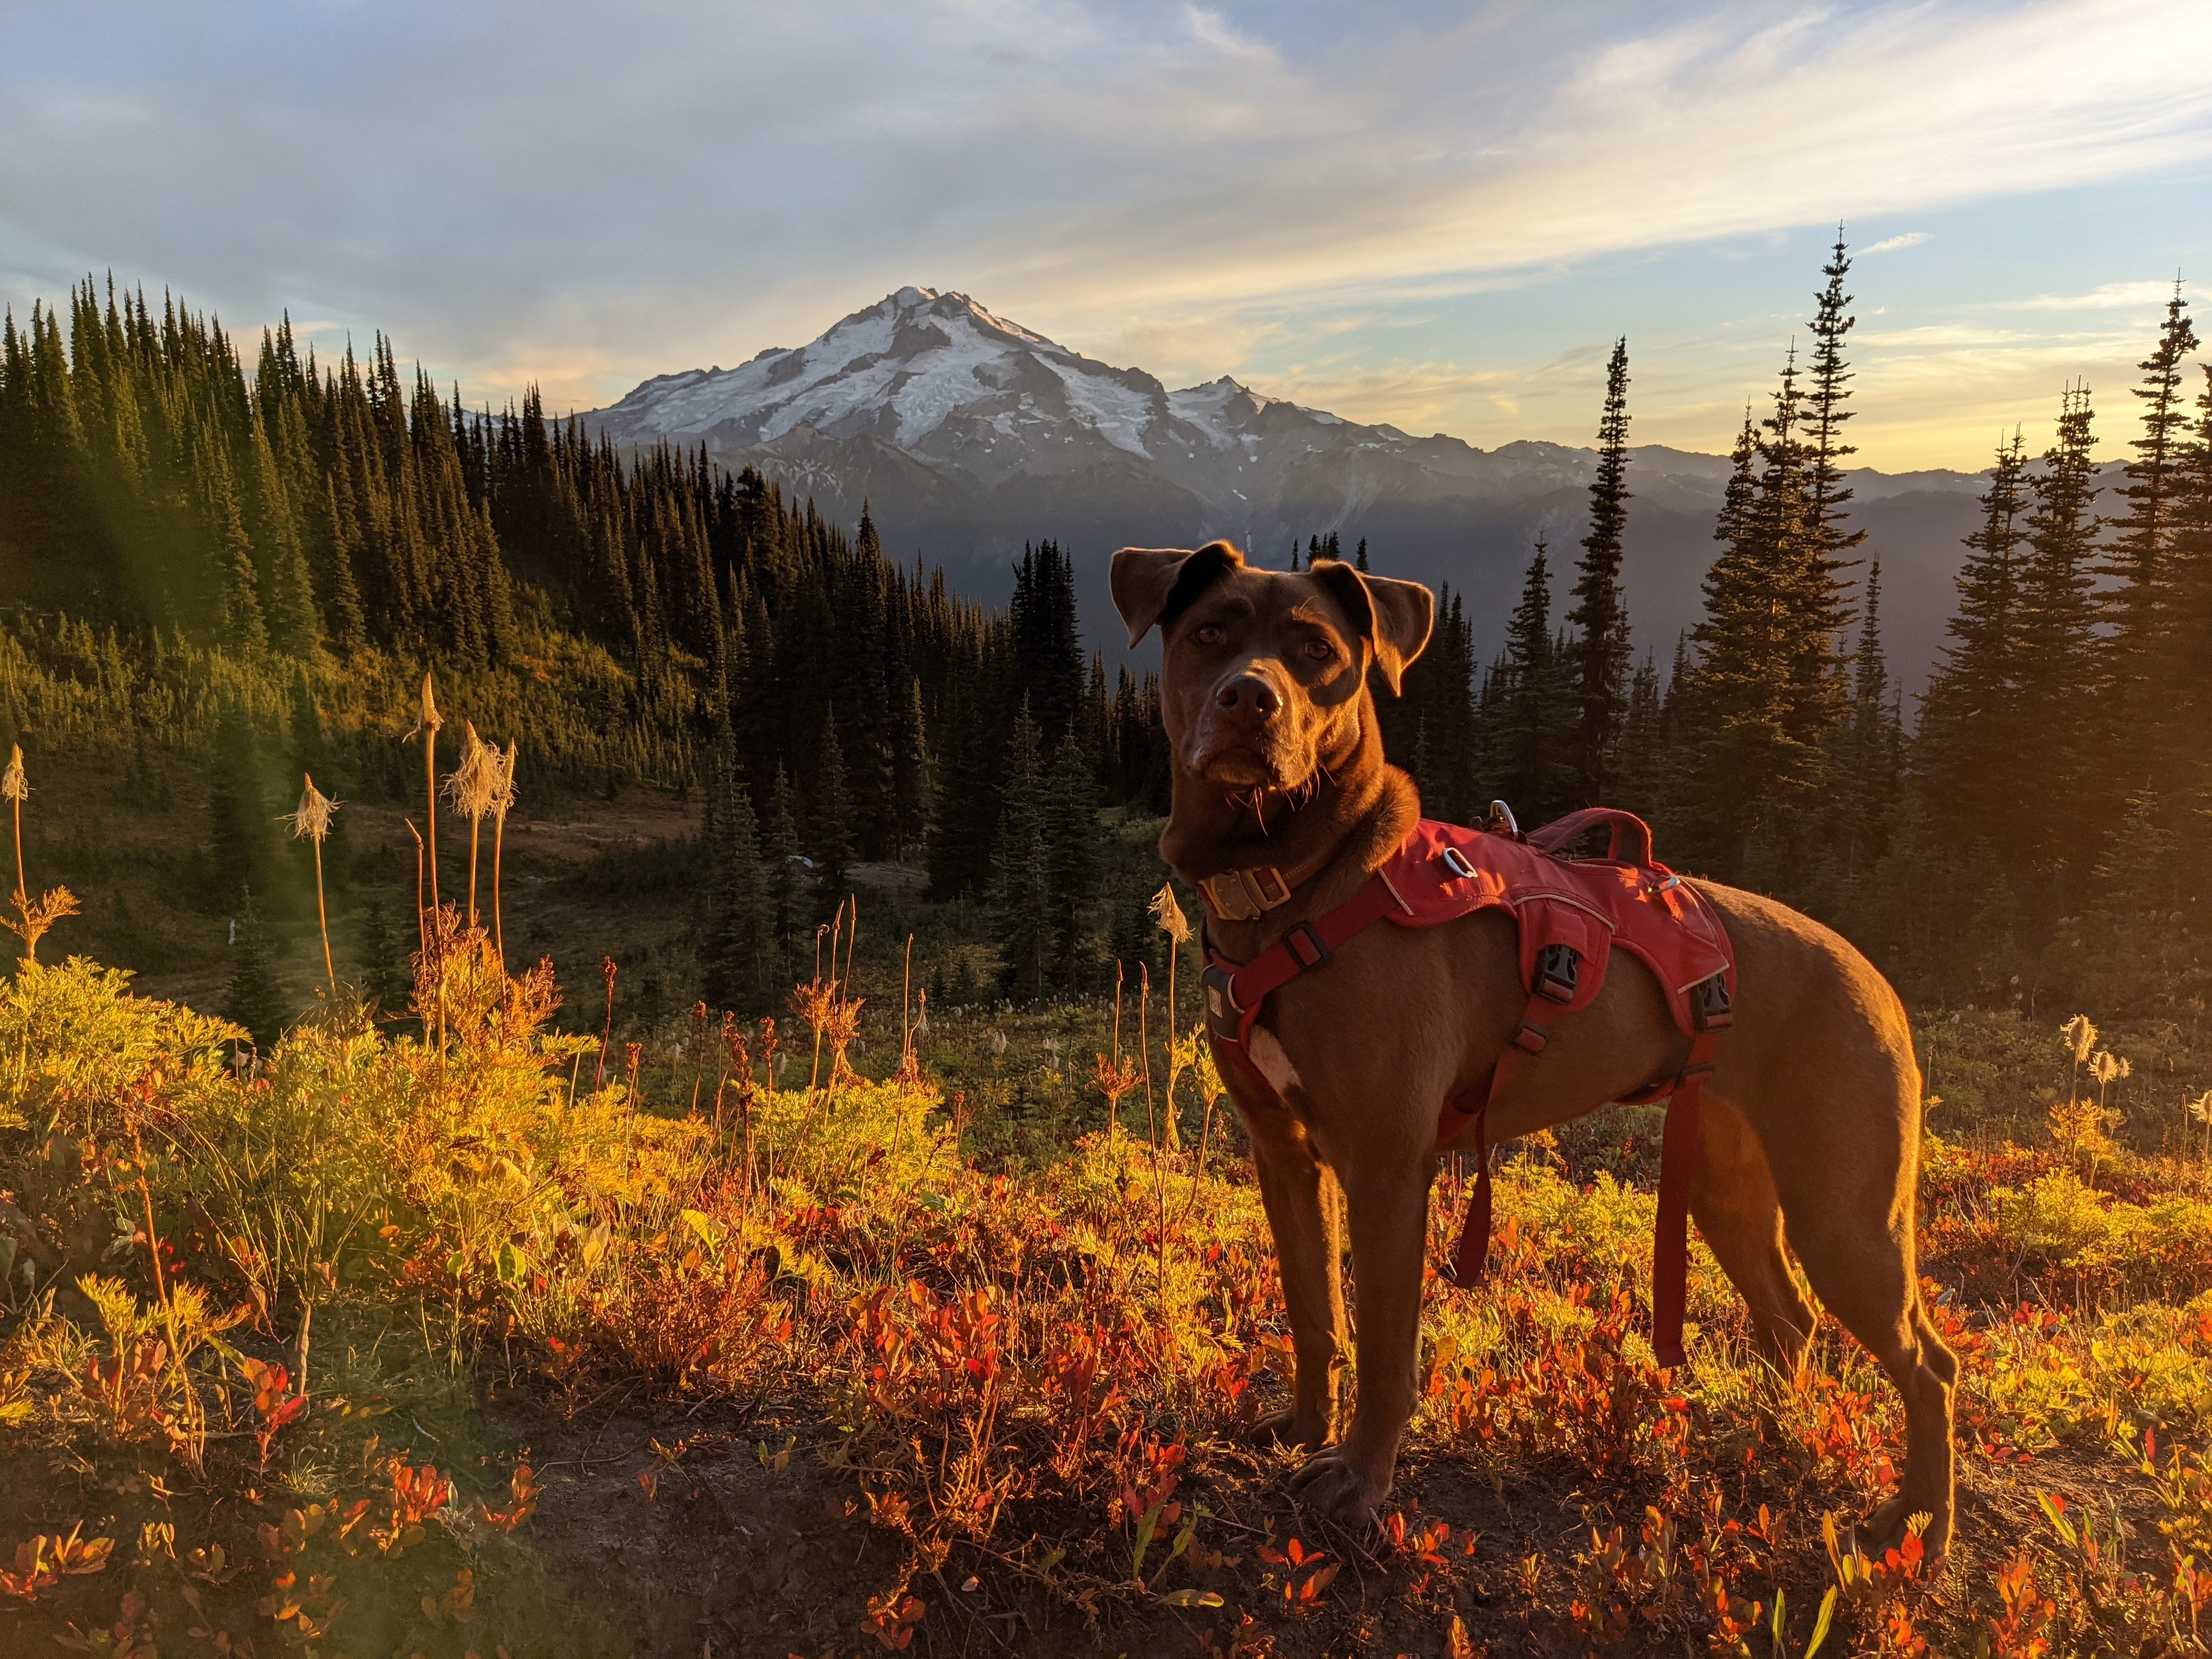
top-left (1110, 541), bottom-right (1245, 646)
top-left (1308, 561), bottom-right (1435, 695)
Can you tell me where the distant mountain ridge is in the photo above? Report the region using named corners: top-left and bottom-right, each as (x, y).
top-left (582, 285), bottom-right (2000, 686)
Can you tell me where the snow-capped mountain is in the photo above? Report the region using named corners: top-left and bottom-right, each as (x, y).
top-left (582, 286), bottom-right (1991, 682)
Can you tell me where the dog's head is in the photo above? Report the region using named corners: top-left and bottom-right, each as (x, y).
top-left (1111, 541), bottom-right (1434, 798)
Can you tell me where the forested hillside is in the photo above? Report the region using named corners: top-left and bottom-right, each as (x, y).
top-left (0, 244), bottom-right (2207, 1028)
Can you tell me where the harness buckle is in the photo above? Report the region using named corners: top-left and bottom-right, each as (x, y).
top-left (1201, 961), bottom-right (1244, 1045)
top-left (1533, 943), bottom-right (1580, 1005)
top-left (1691, 974), bottom-right (1734, 1032)
top-left (1511, 1019), bottom-right (1550, 1054)
top-left (1284, 922), bottom-right (1330, 970)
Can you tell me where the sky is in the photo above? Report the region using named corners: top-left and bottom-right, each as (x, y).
top-left (3, 0), bottom-right (2209, 471)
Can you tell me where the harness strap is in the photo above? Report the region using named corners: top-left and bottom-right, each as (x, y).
top-left (1650, 1032), bottom-right (1716, 1369)
top-left (1203, 872), bottom-right (1406, 1048)
top-left (1433, 979), bottom-right (1562, 1286)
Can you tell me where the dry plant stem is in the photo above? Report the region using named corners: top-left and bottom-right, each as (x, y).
top-left (490, 820), bottom-right (505, 964)
top-left (9, 783), bottom-right (23, 912)
top-left (901, 933), bottom-right (913, 1065)
top-left (1140, 964), bottom-right (1155, 1129)
top-left (407, 821), bottom-right (426, 956)
top-left (596, 957), bottom-right (617, 1090)
top-left (312, 837), bottom-right (334, 991)
top-left (1140, 964), bottom-right (1172, 1318)
top-left (422, 694), bottom-right (440, 916)
top-left (491, 809), bottom-right (508, 967)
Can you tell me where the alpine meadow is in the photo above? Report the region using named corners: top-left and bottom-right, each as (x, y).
top-left (4, 53), bottom-right (2212, 1659)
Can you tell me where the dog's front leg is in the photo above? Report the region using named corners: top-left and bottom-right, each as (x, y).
top-left (1288, 1153), bottom-right (1427, 1526)
top-left (1243, 1103), bottom-right (1346, 1449)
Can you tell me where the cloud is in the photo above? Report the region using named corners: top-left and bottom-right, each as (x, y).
top-left (0, 0), bottom-right (2205, 463)
top-left (1861, 232), bottom-right (1932, 255)
top-left (2012, 280), bottom-right (2185, 311)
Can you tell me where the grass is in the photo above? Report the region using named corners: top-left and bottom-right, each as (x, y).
top-left (4, 775), bottom-right (2212, 1653)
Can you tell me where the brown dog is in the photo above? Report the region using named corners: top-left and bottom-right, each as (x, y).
top-left (1111, 539), bottom-right (1956, 1554)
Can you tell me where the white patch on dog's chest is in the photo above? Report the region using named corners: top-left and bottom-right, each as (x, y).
top-left (1246, 1025), bottom-right (1304, 1096)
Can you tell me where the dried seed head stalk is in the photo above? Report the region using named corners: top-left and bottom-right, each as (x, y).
top-left (289, 774), bottom-right (342, 991)
top-left (412, 671), bottom-right (443, 740)
top-left (1149, 882), bottom-right (1191, 947)
top-left (2061, 1014), bottom-right (2098, 1066)
top-left (1, 745), bottom-right (76, 961)
top-left (285, 774), bottom-right (340, 843)
top-left (494, 741), bottom-right (520, 821)
top-left (442, 722), bottom-right (501, 823)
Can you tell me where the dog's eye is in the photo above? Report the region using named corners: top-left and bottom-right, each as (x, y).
top-left (1303, 638), bottom-right (1335, 662)
top-left (1195, 624), bottom-right (1225, 646)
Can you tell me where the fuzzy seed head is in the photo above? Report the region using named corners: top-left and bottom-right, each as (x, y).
top-left (1, 745), bottom-right (25, 803)
top-left (441, 722), bottom-right (501, 821)
top-left (2061, 1014), bottom-right (2097, 1065)
top-left (418, 671), bottom-right (443, 736)
top-left (1150, 882), bottom-right (1192, 947)
top-left (286, 773), bottom-right (340, 842)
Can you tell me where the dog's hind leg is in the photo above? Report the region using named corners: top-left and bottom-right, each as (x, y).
top-left (1767, 1078), bottom-right (1957, 1560)
top-left (1244, 1101), bottom-right (1347, 1449)
top-left (1689, 1093), bottom-right (1814, 1373)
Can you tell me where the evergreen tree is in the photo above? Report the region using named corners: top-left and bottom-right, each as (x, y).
top-left (2104, 287), bottom-right (2200, 758)
top-left (206, 710), bottom-right (273, 913)
top-left (1801, 233), bottom-right (1869, 575)
top-left (2015, 383), bottom-right (2103, 872)
top-left (1837, 561), bottom-right (1900, 883)
top-left (1567, 337), bottom-right (1633, 799)
top-left (1042, 729), bottom-right (1101, 990)
top-left (1482, 541), bottom-right (1575, 822)
top-left (763, 764), bottom-right (806, 961)
top-left (991, 702), bottom-right (1052, 1001)
top-left (889, 674), bottom-right (932, 858)
top-left (810, 707), bottom-right (855, 910)
top-left (706, 773), bottom-right (771, 1012)
top-left (1918, 431), bottom-right (2032, 850)
top-left (225, 887), bottom-right (286, 1047)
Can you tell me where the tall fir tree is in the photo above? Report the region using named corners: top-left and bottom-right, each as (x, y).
top-left (2103, 287), bottom-right (2200, 767)
top-left (1481, 541), bottom-right (1576, 822)
top-left (763, 763), bottom-right (806, 962)
top-left (225, 887), bottom-right (286, 1048)
top-left (991, 702), bottom-right (1052, 1001)
top-left (810, 707), bottom-right (855, 914)
top-left (1041, 729), bottom-right (1101, 991)
top-left (1566, 337), bottom-right (1633, 799)
top-left (1917, 431), bottom-right (2033, 853)
top-left (2015, 383), bottom-right (2103, 875)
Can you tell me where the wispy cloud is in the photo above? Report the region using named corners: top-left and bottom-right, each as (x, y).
top-left (1861, 232), bottom-right (1932, 255)
top-left (2012, 280), bottom-right (2185, 311)
top-left (0, 0), bottom-right (2205, 466)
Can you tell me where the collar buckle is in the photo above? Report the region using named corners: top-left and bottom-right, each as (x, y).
top-left (1199, 864), bottom-right (1293, 922)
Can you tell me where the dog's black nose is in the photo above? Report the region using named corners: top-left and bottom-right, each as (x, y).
top-left (1216, 674), bottom-right (1279, 718)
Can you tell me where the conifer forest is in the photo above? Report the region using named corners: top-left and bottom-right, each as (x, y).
top-left (3, 236), bottom-right (2212, 1657)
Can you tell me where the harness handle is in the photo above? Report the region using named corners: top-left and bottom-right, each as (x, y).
top-left (1525, 807), bottom-right (1654, 868)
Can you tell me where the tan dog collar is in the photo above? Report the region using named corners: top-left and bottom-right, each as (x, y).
top-left (1196, 850), bottom-right (1334, 922)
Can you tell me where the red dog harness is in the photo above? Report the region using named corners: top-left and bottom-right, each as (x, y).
top-left (1201, 808), bottom-right (1736, 1368)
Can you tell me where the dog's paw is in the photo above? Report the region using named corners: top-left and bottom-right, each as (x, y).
top-left (1247, 1409), bottom-right (1330, 1453)
top-left (1865, 1493), bottom-right (1950, 1566)
top-left (1285, 1448), bottom-right (1387, 1526)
